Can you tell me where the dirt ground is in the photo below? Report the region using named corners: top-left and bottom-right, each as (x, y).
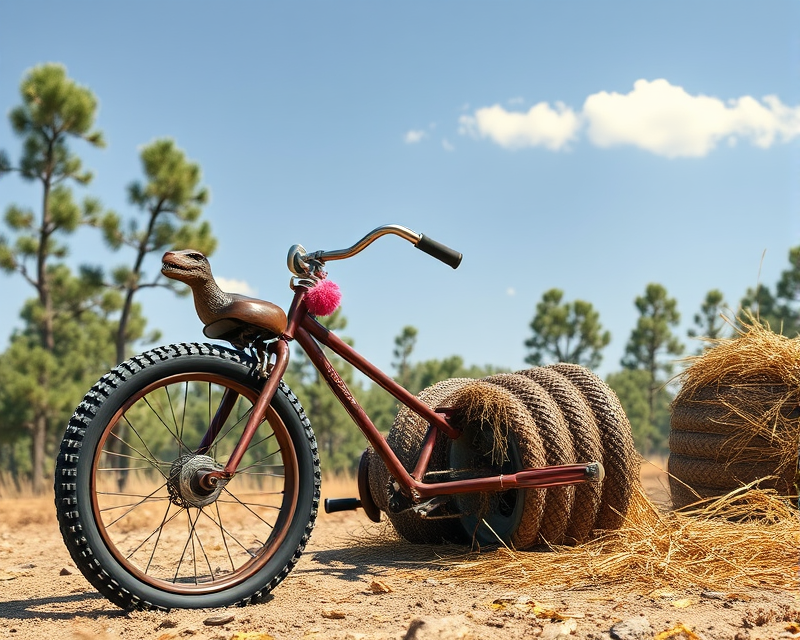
top-left (0, 464), bottom-right (797, 640)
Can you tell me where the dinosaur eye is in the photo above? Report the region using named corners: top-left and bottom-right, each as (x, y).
top-left (187, 252), bottom-right (206, 261)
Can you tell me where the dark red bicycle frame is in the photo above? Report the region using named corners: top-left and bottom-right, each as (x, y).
top-left (202, 285), bottom-right (597, 501)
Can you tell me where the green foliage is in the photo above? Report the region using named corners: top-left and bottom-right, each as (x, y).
top-left (688, 289), bottom-right (730, 351)
top-left (739, 247), bottom-right (800, 337)
top-left (283, 310), bottom-right (364, 472)
top-left (0, 64), bottom-right (110, 491)
top-left (9, 63), bottom-right (104, 184)
top-left (622, 283), bottom-right (684, 378)
top-left (0, 275), bottom-right (124, 481)
top-left (403, 355), bottom-right (501, 396)
top-left (524, 288), bottom-right (610, 369)
top-left (95, 137), bottom-right (216, 363)
top-left (392, 325), bottom-right (418, 388)
top-left (618, 283), bottom-right (682, 453)
top-left (606, 369), bottom-right (671, 455)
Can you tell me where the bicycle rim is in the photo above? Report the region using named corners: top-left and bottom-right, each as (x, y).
top-left (89, 371), bottom-right (299, 595)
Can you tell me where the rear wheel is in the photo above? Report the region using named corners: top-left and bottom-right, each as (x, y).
top-left (55, 343), bottom-right (320, 610)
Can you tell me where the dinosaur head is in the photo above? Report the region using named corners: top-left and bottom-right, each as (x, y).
top-left (161, 250), bottom-right (214, 286)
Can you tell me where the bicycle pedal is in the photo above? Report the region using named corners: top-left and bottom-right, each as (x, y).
top-left (324, 497), bottom-right (362, 513)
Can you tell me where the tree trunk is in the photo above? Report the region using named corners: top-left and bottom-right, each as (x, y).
top-left (31, 412), bottom-right (47, 494)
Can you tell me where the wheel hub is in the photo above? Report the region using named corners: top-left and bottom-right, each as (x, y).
top-left (168, 454), bottom-right (227, 508)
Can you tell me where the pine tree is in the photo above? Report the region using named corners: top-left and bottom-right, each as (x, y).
top-left (688, 289), bottom-right (729, 350)
top-left (95, 138), bottom-right (215, 364)
top-left (524, 288), bottom-right (610, 369)
top-left (0, 64), bottom-right (107, 491)
top-left (392, 325), bottom-right (418, 389)
top-left (621, 283), bottom-right (683, 442)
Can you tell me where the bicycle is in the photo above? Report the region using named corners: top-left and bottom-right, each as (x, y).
top-left (55, 224), bottom-right (604, 611)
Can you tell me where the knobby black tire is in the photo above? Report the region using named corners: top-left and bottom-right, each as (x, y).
top-left (54, 343), bottom-right (321, 610)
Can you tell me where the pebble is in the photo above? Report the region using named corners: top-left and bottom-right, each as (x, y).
top-left (541, 619), bottom-right (578, 640)
top-left (157, 619), bottom-right (178, 629)
top-left (59, 566), bottom-right (73, 575)
top-left (610, 616), bottom-right (653, 640)
top-left (203, 614), bottom-right (235, 626)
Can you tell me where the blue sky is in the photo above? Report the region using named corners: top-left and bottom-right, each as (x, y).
top-left (1, 2), bottom-right (799, 380)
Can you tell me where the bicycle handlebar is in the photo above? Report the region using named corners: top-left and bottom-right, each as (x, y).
top-left (288, 224), bottom-right (462, 276)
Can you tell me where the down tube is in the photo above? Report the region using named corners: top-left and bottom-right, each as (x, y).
top-left (292, 325), bottom-right (414, 487)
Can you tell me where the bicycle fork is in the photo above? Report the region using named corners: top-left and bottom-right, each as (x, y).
top-left (194, 339), bottom-right (290, 492)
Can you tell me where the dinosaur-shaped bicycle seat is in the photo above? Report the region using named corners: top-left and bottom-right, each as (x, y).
top-left (162, 250), bottom-right (287, 346)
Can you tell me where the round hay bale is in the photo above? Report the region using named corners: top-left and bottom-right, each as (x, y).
top-left (666, 476), bottom-right (732, 510)
top-left (545, 363), bottom-right (639, 531)
top-left (671, 383), bottom-right (796, 437)
top-left (668, 453), bottom-right (793, 493)
top-left (669, 321), bottom-right (800, 509)
top-left (444, 380), bottom-right (547, 550)
top-left (368, 378), bottom-right (473, 544)
top-left (483, 373), bottom-right (576, 545)
top-left (668, 430), bottom-right (780, 462)
top-left (516, 367), bottom-right (603, 543)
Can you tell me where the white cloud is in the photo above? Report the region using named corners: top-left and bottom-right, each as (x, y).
top-left (404, 129), bottom-right (427, 144)
top-left (216, 277), bottom-right (256, 297)
top-left (506, 287), bottom-right (516, 296)
top-left (583, 79), bottom-right (800, 157)
top-left (459, 101), bottom-right (580, 151)
top-left (459, 79), bottom-right (800, 157)
top-left (442, 138), bottom-right (455, 152)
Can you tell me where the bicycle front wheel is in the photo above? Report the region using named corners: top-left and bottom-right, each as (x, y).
top-left (55, 343), bottom-right (320, 610)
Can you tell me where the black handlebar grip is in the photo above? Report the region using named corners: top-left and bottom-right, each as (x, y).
top-left (415, 234), bottom-right (462, 269)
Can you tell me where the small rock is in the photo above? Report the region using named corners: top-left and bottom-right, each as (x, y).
top-left (321, 610), bottom-right (346, 620)
top-left (158, 619), bottom-right (179, 629)
top-left (610, 616), bottom-right (653, 640)
top-left (203, 614), bottom-right (235, 626)
top-left (701, 591), bottom-right (726, 600)
top-left (16, 563), bottom-right (35, 569)
top-left (59, 567), bottom-right (73, 576)
top-left (367, 580), bottom-right (392, 594)
top-left (402, 615), bottom-right (475, 639)
top-left (541, 619), bottom-right (578, 640)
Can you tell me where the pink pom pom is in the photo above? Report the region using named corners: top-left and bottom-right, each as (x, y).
top-left (305, 279), bottom-right (341, 316)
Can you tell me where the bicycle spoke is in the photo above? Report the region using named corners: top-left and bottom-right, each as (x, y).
top-left (96, 465), bottom-right (160, 472)
top-left (103, 481), bottom-right (170, 529)
top-left (211, 404), bottom-right (253, 458)
top-left (216, 498), bottom-right (282, 510)
top-left (105, 426), bottom-right (167, 478)
top-left (144, 500), bottom-right (174, 573)
top-left (220, 487), bottom-right (276, 531)
top-left (214, 500), bottom-right (236, 573)
top-left (142, 394), bottom-right (191, 453)
top-left (124, 505), bottom-right (186, 561)
top-left (174, 508), bottom-right (203, 584)
top-left (237, 449), bottom-right (283, 474)
top-left (98, 495), bottom-right (170, 512)
top-left (197, 502), bottom-right (265, 558)
top-left (191, 508), bottom-right (216, 583)
top-left (180, 381), bottom-right (189, 451)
